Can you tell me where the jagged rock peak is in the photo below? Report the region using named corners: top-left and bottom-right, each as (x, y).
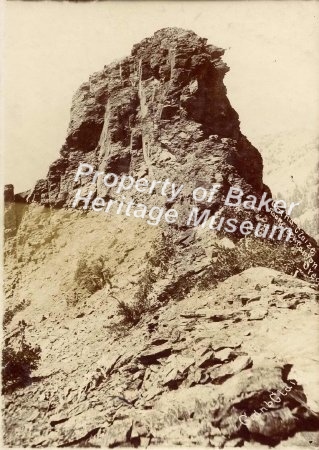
top-left (27, 28), bottom-right (263, 209)
top-left (131, 27), bottom-right (225, 58)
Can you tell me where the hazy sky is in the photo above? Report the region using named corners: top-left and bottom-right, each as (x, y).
top-left (4, 1), bottom-right (319, 192)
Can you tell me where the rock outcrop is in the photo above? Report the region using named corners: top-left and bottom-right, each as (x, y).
top-left (26, 28), bottom-right (265, 218)
top-left (4, 184), bottom-right (29, 238)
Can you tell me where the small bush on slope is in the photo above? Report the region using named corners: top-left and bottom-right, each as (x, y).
top-left (2, 325), bottom-right (41, 393)
top-left (73, 256), bottom-right (113, 297)
top-left (3, 299), bottom-right (31, 327)
top-left (117, 233), bottom-right (174, 325)
top-left (116, 295), bottom-right (153, 326)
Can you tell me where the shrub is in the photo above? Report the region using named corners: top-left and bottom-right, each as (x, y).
top-left (116, 233), bottom-right (175, 326)
top-left (116, 296), bottom-right (153, 326)
top-left (2, 326), bottom-right (41, 393)
top-left (3, 299), bottom-right (30, 327)
top-left (3, 310), bottom-right (15, 327)
top-left (74, 256), bottom-right (113, 295)
top-left (147, 233), bottom-right (175, 273)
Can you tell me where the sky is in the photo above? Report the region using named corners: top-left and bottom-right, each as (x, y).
top-left (4, 0), bottom-right (319, 192)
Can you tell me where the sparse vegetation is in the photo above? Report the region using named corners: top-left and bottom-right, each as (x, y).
top-left (74, 255), bottom-right (113, 295)
top-left (116, 232), bottom-right (175, 326)
top-left (114, 231), bottom-right (305, 326)
top-left (116, 296), bottom-right (153, 326)
top-left (147, 233), bottom-right (175, 272)
top-left (198, 237), bottom-right (304, 289)
top-left (2, 325), bottom-right (41, 393)
top-left (3, 299), bottom-right (31, 327)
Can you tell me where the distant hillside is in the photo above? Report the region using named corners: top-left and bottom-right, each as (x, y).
top-left (258, 132), bottom-right (318, 242)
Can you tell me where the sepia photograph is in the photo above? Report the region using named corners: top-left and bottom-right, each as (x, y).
top-left (2, 0), bottom-right (319, 448)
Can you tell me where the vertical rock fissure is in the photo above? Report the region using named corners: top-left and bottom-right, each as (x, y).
top-left (98, 102), bottom-right (111, 161)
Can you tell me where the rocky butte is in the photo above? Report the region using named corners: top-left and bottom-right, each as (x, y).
top-left (26, 28), bottom-right (265, 210)
top-left (3, 28), bottom-right (319, 447)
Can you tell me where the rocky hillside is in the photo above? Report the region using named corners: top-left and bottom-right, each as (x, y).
top-left (3, 28), bottom-right (319, 448)
top-left (3, 204), bottom-right (319, 447)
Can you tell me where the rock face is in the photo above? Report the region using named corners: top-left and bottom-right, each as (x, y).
top-left (27, 28), bottom-right (265, 214)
